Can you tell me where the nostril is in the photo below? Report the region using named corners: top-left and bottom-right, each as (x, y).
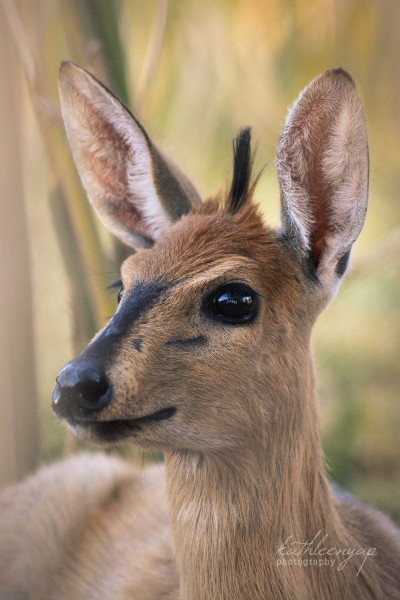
top-left (52, 362), bottom-right (112, 417)
top-left (76, 372), bottom-right (110, 410)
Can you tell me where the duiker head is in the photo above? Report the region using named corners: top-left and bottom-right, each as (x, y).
top-left (52, 63), bottom-right (368, 453)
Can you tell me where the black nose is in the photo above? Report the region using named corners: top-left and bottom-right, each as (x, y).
top-left (52, 362), bottom-right (112, 420)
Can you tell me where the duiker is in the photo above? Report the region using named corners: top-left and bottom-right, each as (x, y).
top-left (0, 64), bottom-right (399, 600)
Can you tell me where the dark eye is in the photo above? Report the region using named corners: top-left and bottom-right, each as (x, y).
top-left (206, 283), bottom-right (257, 324)
top-left (117, 286), bottom-right (124, 304)
top-left (107, 279), bottom-right (124, 305)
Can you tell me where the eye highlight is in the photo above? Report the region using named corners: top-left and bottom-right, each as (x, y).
top-left (205, 283), bottom-right (258, 324)
top-left (117, 285), bottom-right (124, 304)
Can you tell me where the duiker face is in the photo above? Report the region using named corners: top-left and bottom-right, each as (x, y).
top-left (52, 64), bottom-right (368, 452)
top-left (54, 202), bottom-right (305, 451)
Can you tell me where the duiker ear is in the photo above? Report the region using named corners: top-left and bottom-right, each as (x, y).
top-left (58, 62), bottom-right (201, 249)
top-left (277, 68), bottom-right (369, 293)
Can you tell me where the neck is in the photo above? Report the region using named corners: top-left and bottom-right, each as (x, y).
top-left (164, 351), bottom-right (346, 600)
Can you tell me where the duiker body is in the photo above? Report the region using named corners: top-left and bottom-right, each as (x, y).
top-left (0, 64), bottom-right (399, 600)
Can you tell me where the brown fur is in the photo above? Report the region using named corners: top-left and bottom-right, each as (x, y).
top-left (0, 65), bottom-right (399, 599)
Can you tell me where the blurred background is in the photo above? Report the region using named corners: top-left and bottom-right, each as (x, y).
top-left (0, 0), bottom-right (399, 521)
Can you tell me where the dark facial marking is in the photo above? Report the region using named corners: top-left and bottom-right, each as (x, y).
top-left (119, 280), bottom-right (170, 322)
top-left (78, 280), bottom-right (169, 367)
top-left (133, 336), bottom-right (144, 352)
top-left (165, 335), bottom-right (208, 350)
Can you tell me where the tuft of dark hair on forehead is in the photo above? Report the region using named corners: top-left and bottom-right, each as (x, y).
top-left (226, 127), bottom-right (254, 214)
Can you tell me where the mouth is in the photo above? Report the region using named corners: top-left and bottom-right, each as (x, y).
top-left (67, 406), bottom-right (177, 443)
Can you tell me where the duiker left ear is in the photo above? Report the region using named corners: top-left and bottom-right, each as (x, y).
top-left (277, 68), bottom-right (369, 294)
top-left (58, 62), bottom-right (201, 250)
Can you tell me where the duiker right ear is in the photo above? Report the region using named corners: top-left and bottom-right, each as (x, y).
top-left (58, 62), bottom-right (202, 250)
top-left (277, 68), bottom-right (369, 296)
